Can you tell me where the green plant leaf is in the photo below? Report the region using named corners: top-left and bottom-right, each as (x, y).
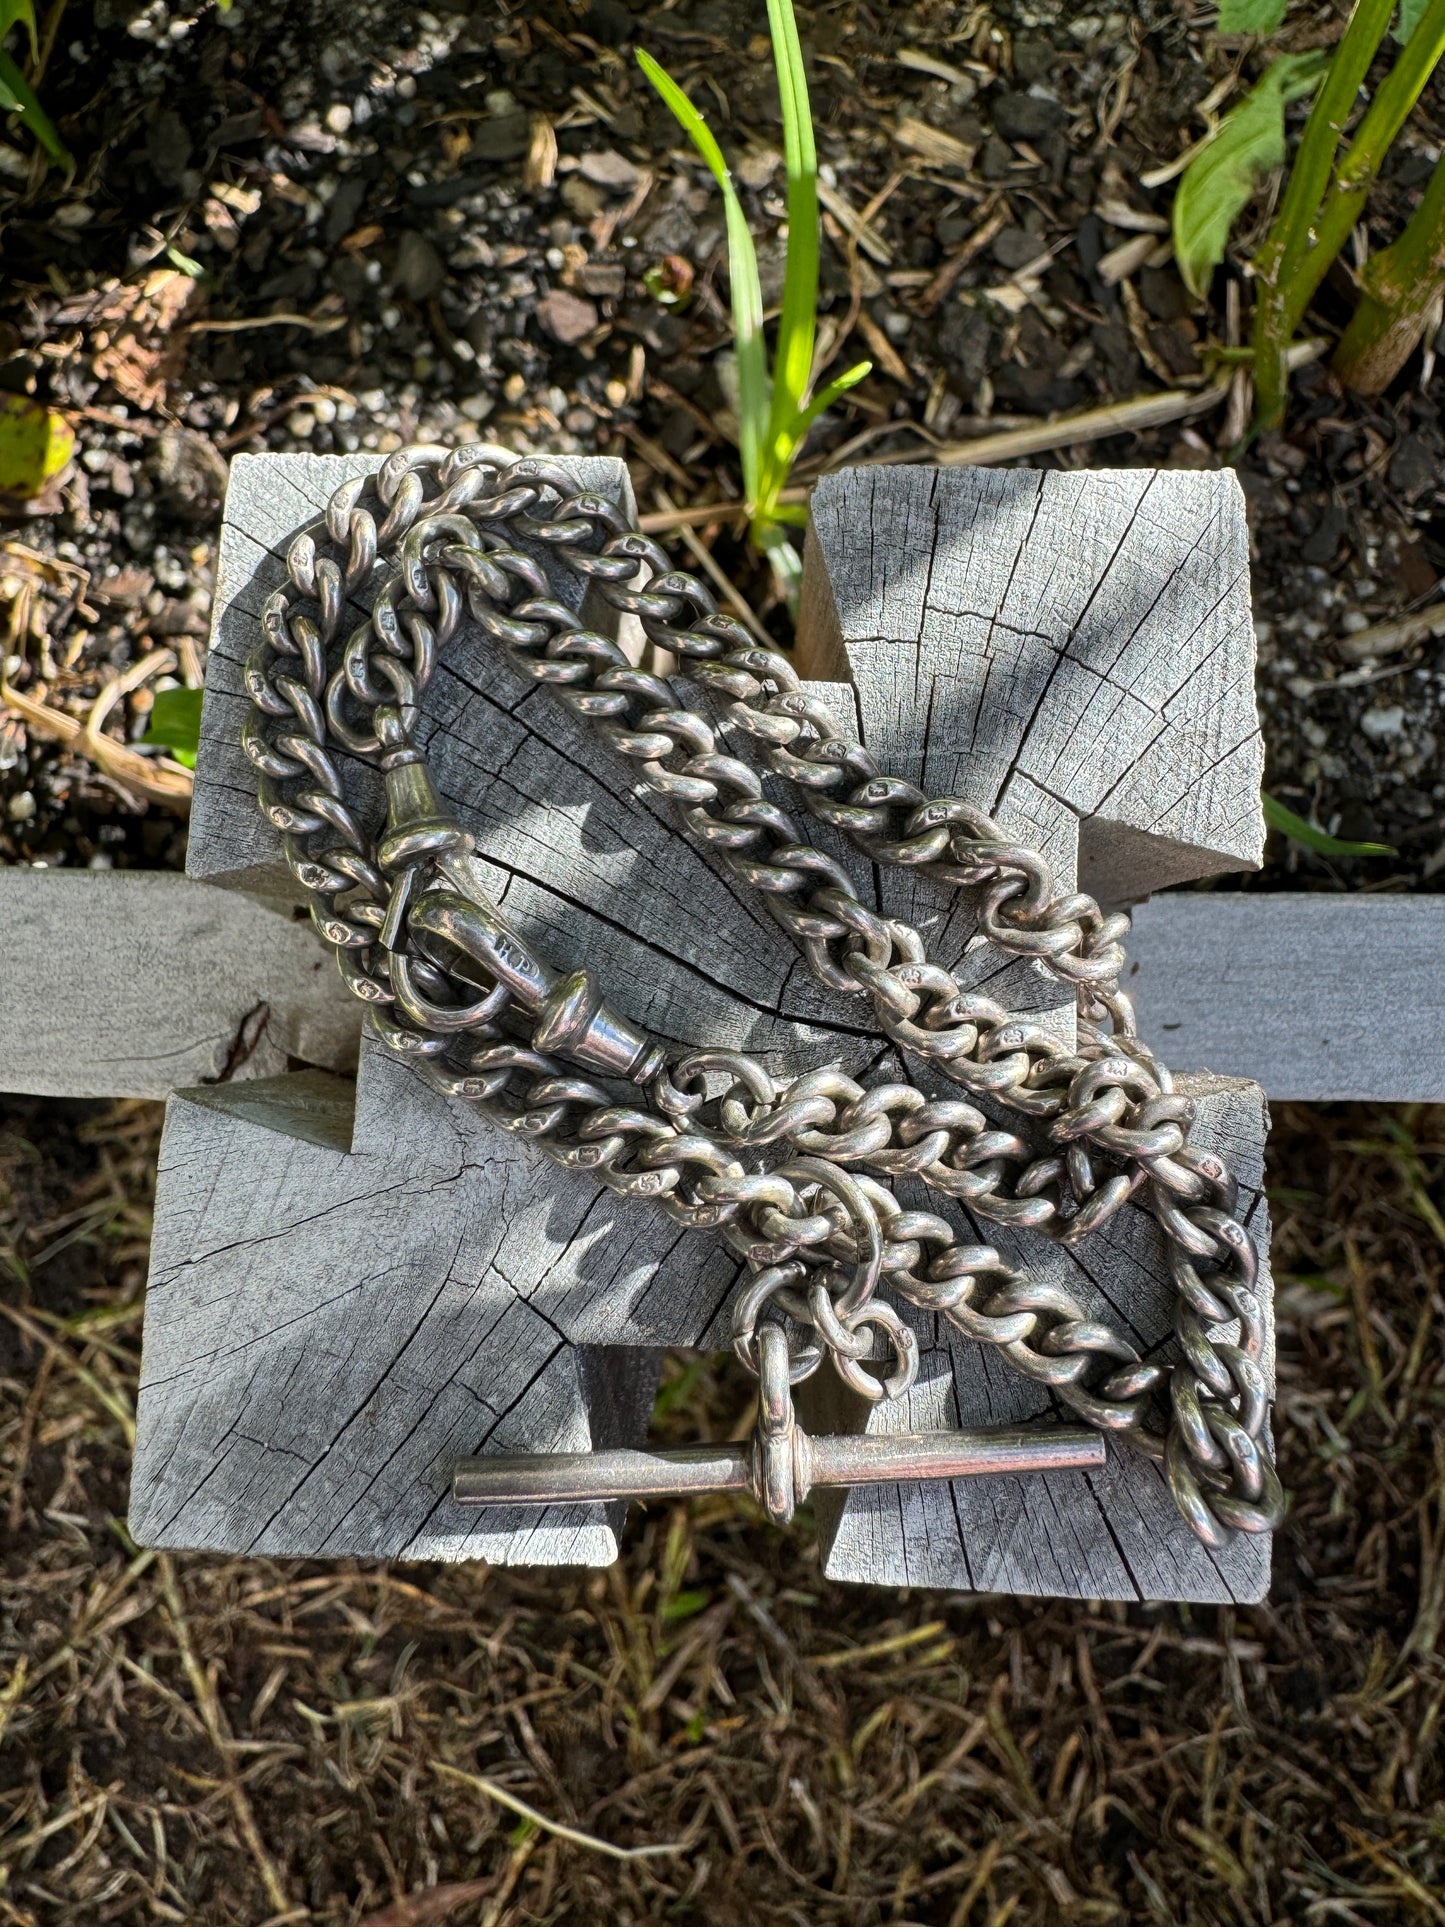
top-left (0, 44), bottom-right (67, 164)
top-left (769, 357), bottom-right (871, 480)
top-left (660, 1589), bottom-right (711, 1622)
top-left (0, 0), bottom-right (38, 60)
top-left (0, 392), bottom-right (73, 497)
top-left (1218, 0), bottom-right (1287, 29)
top-left (1396, 0), bottom-right (1431, 40)
top-left (1172, 50), bottom-right (1327, 298)
top-left (637, 49), bottom-right (768, 505)
top-left (1262, 791), bottom-right (1395, 856)
top-left (139, 686), bottom-right (204, 770)
top-left (758, 0), bottom-right (820, 515)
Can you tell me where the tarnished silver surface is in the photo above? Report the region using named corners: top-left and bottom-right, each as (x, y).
top-left (240, 443), bottom-right (1285, 1548)
top-left (452, 1425), bottom-right (1107, 1508)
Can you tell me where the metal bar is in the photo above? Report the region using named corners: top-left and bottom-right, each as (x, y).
top-left (809, 1426), bottom-right (1104, 1485)
top-left (453, 1426), bottom-right (1104, 1506)
top-left (454, 1443), bottom-right (752, 1505)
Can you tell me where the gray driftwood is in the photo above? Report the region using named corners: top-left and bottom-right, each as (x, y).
top-left (13, 878), bottom-right (1441, 1107)
top-left (1127, 893), bottom-right (1445, 1101)
top-left (131, 454), bottom-right (1274, 1600)
top-left (0, 869), bottom-right (359, 1098)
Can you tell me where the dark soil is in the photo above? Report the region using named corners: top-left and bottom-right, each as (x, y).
top-left (2, 0), bottom-right (1444, 876)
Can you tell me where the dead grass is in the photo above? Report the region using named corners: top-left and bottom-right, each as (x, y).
top-left (0, 1095), bottom-right (1442, 1926)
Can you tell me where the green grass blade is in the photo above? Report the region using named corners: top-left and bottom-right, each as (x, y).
top-left (637, 49), bottom-right (768, 504)
top-left (770, 357), bottom-right (871, 478)
top-left (1262, 791), bottom-right (1395, 856)
top-left (760, 0), bottom-right (820, 511)
top-left (0, 0), bottom-right (38, 60)
top-left (1269, 0), bottom-right (1395, 288)
top-left (0, 45), bottom-right (68, 166)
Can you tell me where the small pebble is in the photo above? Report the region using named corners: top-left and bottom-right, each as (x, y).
top-left (536, 288), bottom-right (599, 346)
top-left (394, 230), bottom-right (445, 301)
top-left (561, 177), bottom-right (605, 220)
top-left (579, 150), bottom-right (642, 191)
top-left (992, 226), bottom-right (1043, 271)
top-left (736, 148), bottom-right (779, 189)
top-left (1360, 705), bottom-right (1406, 741)
top-left (991, 92), bottom-right (1063, 141)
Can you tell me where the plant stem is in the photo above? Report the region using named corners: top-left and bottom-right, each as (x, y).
top-left (759, 0), bottom-right (818, 520)
top-left (1333, 146), bottom-right (1445, 392)
top-left (1295, 0), bottom-right (1445, 299)
top-left (1252, 0), bottom-right (1395, 428)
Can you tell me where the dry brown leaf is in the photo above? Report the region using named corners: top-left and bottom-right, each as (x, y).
top-left (524, 113), bottom-right (558, 192)
top-left (90, 268), bottom-right (200, 411)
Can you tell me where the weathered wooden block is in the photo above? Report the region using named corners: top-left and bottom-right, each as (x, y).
top-left (0, 869), bottom-right (359, 1098)
top-left (130, 1049), bottom-right (734, 1563)
top-left (1128, 893), bottom-right (1445, 1101)
top-left (188, 450), bottom-right (645, 902)
top-left (17, 880), bottom-right (1442, 1108)
top-left (795, 467), bottom-right (1271, 1601)
top-left (130, 455), bottom-right (1274, 1600)
top-left (797, 465), bottom-right (1265, 914)
top-left (798, 1073), bottom-right (1270, 1599)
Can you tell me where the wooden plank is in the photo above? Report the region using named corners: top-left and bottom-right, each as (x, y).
top-left (1128, 893), bottom-right (1445, 1102)
top-left (13, 878), bottom-right (1432, 1108)
top-left (133, 453), bottom-right (1274, 1598)
top-left (0, 869), bottom-right (360, 1099)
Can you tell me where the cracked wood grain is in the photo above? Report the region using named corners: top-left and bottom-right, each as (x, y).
top-left (797, 464), bottom-right (1265, 919)
top-left (133, 454), bottom-right (1275, 1598)
top-left (0, 870), bottom-right (361, 1099)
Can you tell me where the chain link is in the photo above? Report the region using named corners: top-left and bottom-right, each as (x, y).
top-left (240, 443), bottom-right (1285, 1549)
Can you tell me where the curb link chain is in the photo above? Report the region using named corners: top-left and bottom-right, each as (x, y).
top-left (241, 442), bottom-right (1285, 1549)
